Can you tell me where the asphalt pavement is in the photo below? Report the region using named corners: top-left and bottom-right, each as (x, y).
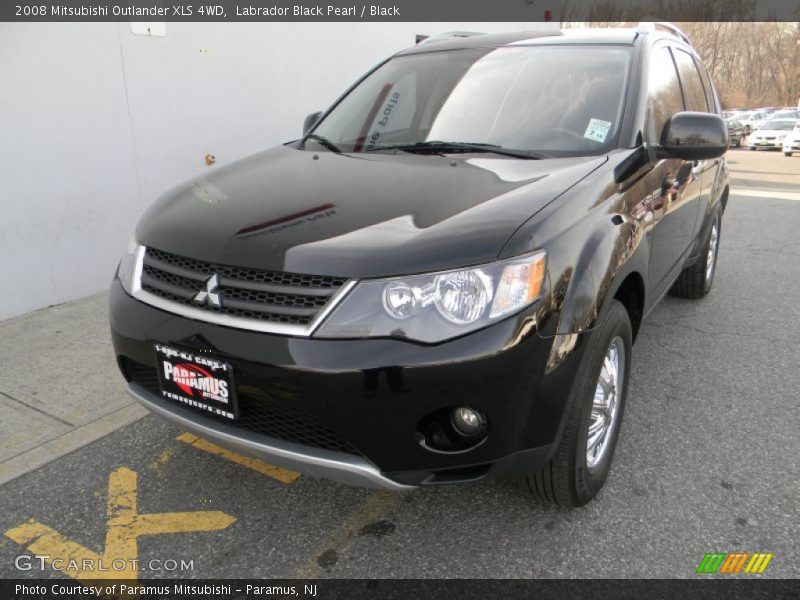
top-left (0, 148), bottom-right (797, 580)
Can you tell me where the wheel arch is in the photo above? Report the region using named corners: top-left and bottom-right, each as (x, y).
top-left (551, 214), bottom-right (650, 340)
top-left (720, 184), bottom-right (729, 213)
top-left (612, 271), bottom-right (645, 342)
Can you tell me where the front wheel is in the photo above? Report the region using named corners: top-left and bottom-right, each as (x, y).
top-left (785, 152), bottom-right (793, 157)
top-left (526, 300), bottom-right (632, 507)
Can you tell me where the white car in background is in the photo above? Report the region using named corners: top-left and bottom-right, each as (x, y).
top-left (783, 123), bottom-right (800, 156)
top-left (772, 109), bottom-right (800, 120)
top-left (748, 118), bottom-right (798, 150)
top-left (736, 110), bottom-right (769, 134)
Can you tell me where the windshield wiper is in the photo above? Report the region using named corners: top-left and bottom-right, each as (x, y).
top-left (304, 133), bottom-right (342, 154)
top-left (366, 141), bottom-right (547, 159)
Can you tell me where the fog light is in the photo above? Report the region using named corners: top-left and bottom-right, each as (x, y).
top-left (451, 407), bottom-right (486, 437)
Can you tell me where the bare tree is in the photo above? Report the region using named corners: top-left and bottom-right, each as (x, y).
top-left (682, 21), bottom-right (800, 107)
top-left (562, 10), bottom-right (800, 108)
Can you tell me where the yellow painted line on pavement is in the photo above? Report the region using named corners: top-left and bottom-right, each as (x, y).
top-left (177, 432), bottom-right (300, 484)
top-left (147, 446), bottom-right (175, 474)
top-left (732, 188), bottom-right (800, 202)
top-left (4, 467), bottom-right (235, 581)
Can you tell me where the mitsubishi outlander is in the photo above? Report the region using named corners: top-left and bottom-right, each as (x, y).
top-left (110, 24), bottom-right (729, 506)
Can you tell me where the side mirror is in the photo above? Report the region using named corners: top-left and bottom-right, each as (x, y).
top-left (656, 111), bottom-right (728, 161)
top-left (303, 111), bottom-right (323, 135)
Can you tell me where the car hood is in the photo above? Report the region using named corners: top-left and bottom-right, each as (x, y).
top-left (137, 145), bottom-right (607, 278)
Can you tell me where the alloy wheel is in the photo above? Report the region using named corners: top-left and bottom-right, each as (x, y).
top-left (706, 219), bottom-right (720, 281)
top-left (586, 336), bottom-right (625, 471)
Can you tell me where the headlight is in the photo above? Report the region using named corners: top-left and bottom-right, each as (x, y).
top-left (117, 239), bottom-right (143, 295)
top-left (315, 251), bottom-right (546, 343)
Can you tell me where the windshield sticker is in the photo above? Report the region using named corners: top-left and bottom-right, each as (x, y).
top-left (584, 118), bottom-right (612, 143)
top-left (361, 71), bottom-right (416, 151)
top-left (364, 88), bottom-right (401, 151)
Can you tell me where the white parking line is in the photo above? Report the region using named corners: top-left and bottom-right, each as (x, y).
top-left (732, 188), bottom-right (800, 202)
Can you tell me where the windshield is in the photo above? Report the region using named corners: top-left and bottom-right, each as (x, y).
top-left (307, 46), bottom-right (632, 157)
top-left (761, 119), bottom-right (796, 131)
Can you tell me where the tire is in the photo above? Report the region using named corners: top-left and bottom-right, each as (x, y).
top-left (670, 212), bottom-right (721, 299)
top-left (785, 152), bottom-right (793, 157)
top-left (526, 300), bottom-right (632, 507)
top-left (749, 146), bottom-right (756, 151)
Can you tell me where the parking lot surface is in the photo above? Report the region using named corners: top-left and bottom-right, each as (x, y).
top-left (1, 149), bottom-right (798, 580)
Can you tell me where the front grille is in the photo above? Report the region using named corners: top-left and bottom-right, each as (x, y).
top-left (124, 358), bottom-right (361, 456)
top-left (139, 247), bottom-right (348, 326)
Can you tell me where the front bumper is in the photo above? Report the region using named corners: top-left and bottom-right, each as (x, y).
top-left (110, 278), bottom-right (586, 489)
top-left (125, 380), bottom-right (415, 490)
top-left (748, 137), bottom-right (786, 149)
top-left (783, 139), bottom-right (800, 152)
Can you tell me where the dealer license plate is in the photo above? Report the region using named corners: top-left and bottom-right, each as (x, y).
top-left (154, 344), bottom-right (238, 420)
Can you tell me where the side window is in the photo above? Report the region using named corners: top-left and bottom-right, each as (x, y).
top-left (694, 58), bottom-right (719, 113)
top-left (673, 49), bottom-right (710, 112)
top-left (647, 46), bottom-right (684, 142)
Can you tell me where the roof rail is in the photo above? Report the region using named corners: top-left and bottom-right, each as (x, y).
top-left (417, 31), bottom-right (485, 45)
top-left (636, 20), bottom-right (690, 44)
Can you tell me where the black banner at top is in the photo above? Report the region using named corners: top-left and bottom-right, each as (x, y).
top-left (3, 0), bottom-right (800, 22)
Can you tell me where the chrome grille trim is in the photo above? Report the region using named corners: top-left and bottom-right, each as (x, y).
top-left (130, 245), bottom-right (356, 336)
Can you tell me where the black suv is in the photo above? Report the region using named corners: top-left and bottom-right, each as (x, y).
top-left (111, 24), bottom-right (729, 506)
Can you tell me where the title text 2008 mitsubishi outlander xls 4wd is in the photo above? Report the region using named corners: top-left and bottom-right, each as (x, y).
top-left (111, 24), bottom-right (729, 506)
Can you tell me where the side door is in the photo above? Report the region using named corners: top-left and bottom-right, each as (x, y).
top-left (644, 44), bottom-right (705, 299)
top-left (694, 54), bottom-right (726, 212)
top-left (672, 47), bottom-right (717, 244)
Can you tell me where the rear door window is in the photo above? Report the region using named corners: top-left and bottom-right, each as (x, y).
top-left (694, 58), bottom-right (719, 113)
top-left (673, 49), bottom-right (710, 112)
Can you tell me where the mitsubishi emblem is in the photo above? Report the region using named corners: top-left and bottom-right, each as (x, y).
top-left (193, 274), bottom-right (222, 307)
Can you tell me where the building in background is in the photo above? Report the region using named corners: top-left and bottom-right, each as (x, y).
top-left (0, 22), bottom-right (554, 320)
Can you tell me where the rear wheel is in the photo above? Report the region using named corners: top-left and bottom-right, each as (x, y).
top-left (670, 212), bottom-right (720, 299)
top-left (526, 300), bottom-right (632, 507)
